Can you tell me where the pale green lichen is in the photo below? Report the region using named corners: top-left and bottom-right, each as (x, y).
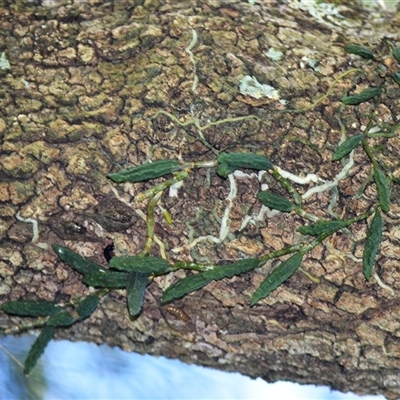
top-left (239, 75), bottom-right (280, 100)
top-left (0, 52), bottom-right (10, 70)
top-left (287, 0), bottom-right (353, 29)
top-left (265, 48), bottom-right (284, 61)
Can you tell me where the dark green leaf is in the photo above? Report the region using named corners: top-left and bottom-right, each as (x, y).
top-left (1, 300), bottom-right (62, 317)
top-left (203, 258), bottom-right (261, 280)
top-left (341, 87), bottom-right (381, 105)
top-left (344, 43), bottom-right (375, 59)
top-left (393, 47), bottom-right (400, 63)
top-left (161, 273), bottom-right (213, 303)
top-left (374, 167), bottom-right (390, 213)
top-left (52, 244), bottom-right (102, 276)
top-left (297, 220), bottom-right (349, 236)
top-left (126, 272), bottom-right (149, 317)
top-left (392, 72), bottom-right (400, 87)
top-left (363, 209), bottom-right (383, 280)
top-left (83, 270), bottom-right (128, 288)
top-left (109, 256), bottom-right (172, 275)
top-left (217, 152), bottom-right (273, 178)
top-left (332, 134), bottom-right (364, 161)
top-left (257, 191), bottom-right (295, 212)
top-left (24, 326), bottom-right (54, 375)
top-left (392, 176), bottom-right (400, 186)
top-left (107, 160), bottom-right (181, 183)
top-left (251, 253), bottom-right (303, 306)
top-left (76, 295), bottom-right (99, 320)
top-left (46, 311), bottom-right (75, 327)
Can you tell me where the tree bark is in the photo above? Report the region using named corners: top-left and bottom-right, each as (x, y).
top-left (1, 1), bottom-right (400, 398)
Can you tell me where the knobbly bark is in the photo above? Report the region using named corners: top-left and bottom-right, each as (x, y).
top-left (1, 1), bottom-right (400, 398)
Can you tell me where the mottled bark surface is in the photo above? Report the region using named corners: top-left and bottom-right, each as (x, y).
top-left (1, 0), bottom-right (400, 398)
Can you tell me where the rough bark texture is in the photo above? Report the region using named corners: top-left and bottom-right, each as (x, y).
top-left (1, 0), bottom-right (400, 398)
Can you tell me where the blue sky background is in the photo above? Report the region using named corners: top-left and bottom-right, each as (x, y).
top-left (0, 335), bottom-right (385, 400)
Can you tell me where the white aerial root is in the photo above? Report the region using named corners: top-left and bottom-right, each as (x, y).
top-left (15, 211), bottom-right (48, 250)
top-left (172, 173), bottom-right (239, 253)
top-left (219, 173), bottom-right (237, 241)
top-left (302, 150), bottom-right (355, 200)
top-left (185, 29), bottom-right (199, 93)
top-left (372, 272), bottom-right (395, 296)
top-left (275, 166), bottom-right (321, 185)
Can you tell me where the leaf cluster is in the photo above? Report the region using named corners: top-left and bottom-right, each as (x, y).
top-left (341, 42), bottom-right (400, 104)
top-left (2, 41), bottom-right (397, 374)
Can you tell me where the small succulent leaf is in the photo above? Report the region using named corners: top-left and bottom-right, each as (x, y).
top-left (257, 191), bottom-right (295, 212)
top-left (297, 220), bottom-right (349, 236)
top-left (393, 47), bottom-right (400, 63)
top-left (161, 273), bottom-right (213, 303)
top-left (52, 244), bottom-right (102, 276)
top-left (203, 258), bottom-right (261, 280)
top-left (340, 87), bottom-right (381, 105)
top-left (1, 300), bottom-right (62, 317)
top-left (363, 209), bottom-right (383, 280)
top-left (76, 295), bottom-right (99, 320)
top-left (46, 311), bottom-right (75, 327)
top-left (251, 252), bottom-right (303, 306)
top-left (23, 326), bottom-right (54, 375)
top-left (332, 134), bottom-right (364, 161)
top-left (217, 152), bottom-right (273, 178)
top-left (107, 160), bottom-right (181, 183)
top-left (82, 270), bottom-right (128, 288)
top-left (109, 256), bottom-right (172, 275)
top-left (344, 43), bottom-right (375, 59)
top-left (161, 207), bottom-right (173, 225)
top-left (126, 272), bottom-right (149, 317)
top-left (373, 166), bottom-right (390, 213)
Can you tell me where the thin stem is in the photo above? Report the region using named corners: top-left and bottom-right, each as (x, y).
top-left (136, 169), bottom-right (191, 202)
top-left (141, 191), bottom-right (163, 256)
top-left (268, 168), bottom-right (303, 207)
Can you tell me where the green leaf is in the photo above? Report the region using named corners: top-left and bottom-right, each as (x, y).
top-left (24, 326), bottom-right (54, 375)
top-left (82, 270), bottom-right (128, 288)
top-left (76, 295), bottom-right (99, 320)
top-left (107, 160), bottom-right (181, 183)
top-left (52, 244), bottom-right (102, 276)
top-left (46, 311), bottom-right (75, 327)
top-left (251, 252), bottom-right (303, 306)
top-left (363, 209), bottom-right (383, 280)
top-left (109, 256), bottom-right (172, 275)
top-left (374, 167), bottom-right (390, 213)
top-left (332, 134), bottom-right (364, 161)
top-left (203, 258), bottom-right (261, 280)
top-left (1, 300), bottom-right (62, 317)
top-left (393, 47), bottom-right (400, 63)
top-left (257, 191), bottom-right (295, 212)
top-left (344, 43), bottom-right (375, 60)
top-left (126, 272), bottom-right (149, 317)
top-left (341, 87), bottom-right (381, 105)
top-left (297, 220), bottom-right (349, 236)
top-left (217, 152), bottom-right (273, 178)
top-left (161, 273), bottom-right (213, 303)
top-left (392, 72), bottom-right (400, 87)
top-left (161, 259), bottom-right (261, 303)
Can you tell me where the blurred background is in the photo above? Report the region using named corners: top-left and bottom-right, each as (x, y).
top-left (0, 335), bottom-right (385, 399)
